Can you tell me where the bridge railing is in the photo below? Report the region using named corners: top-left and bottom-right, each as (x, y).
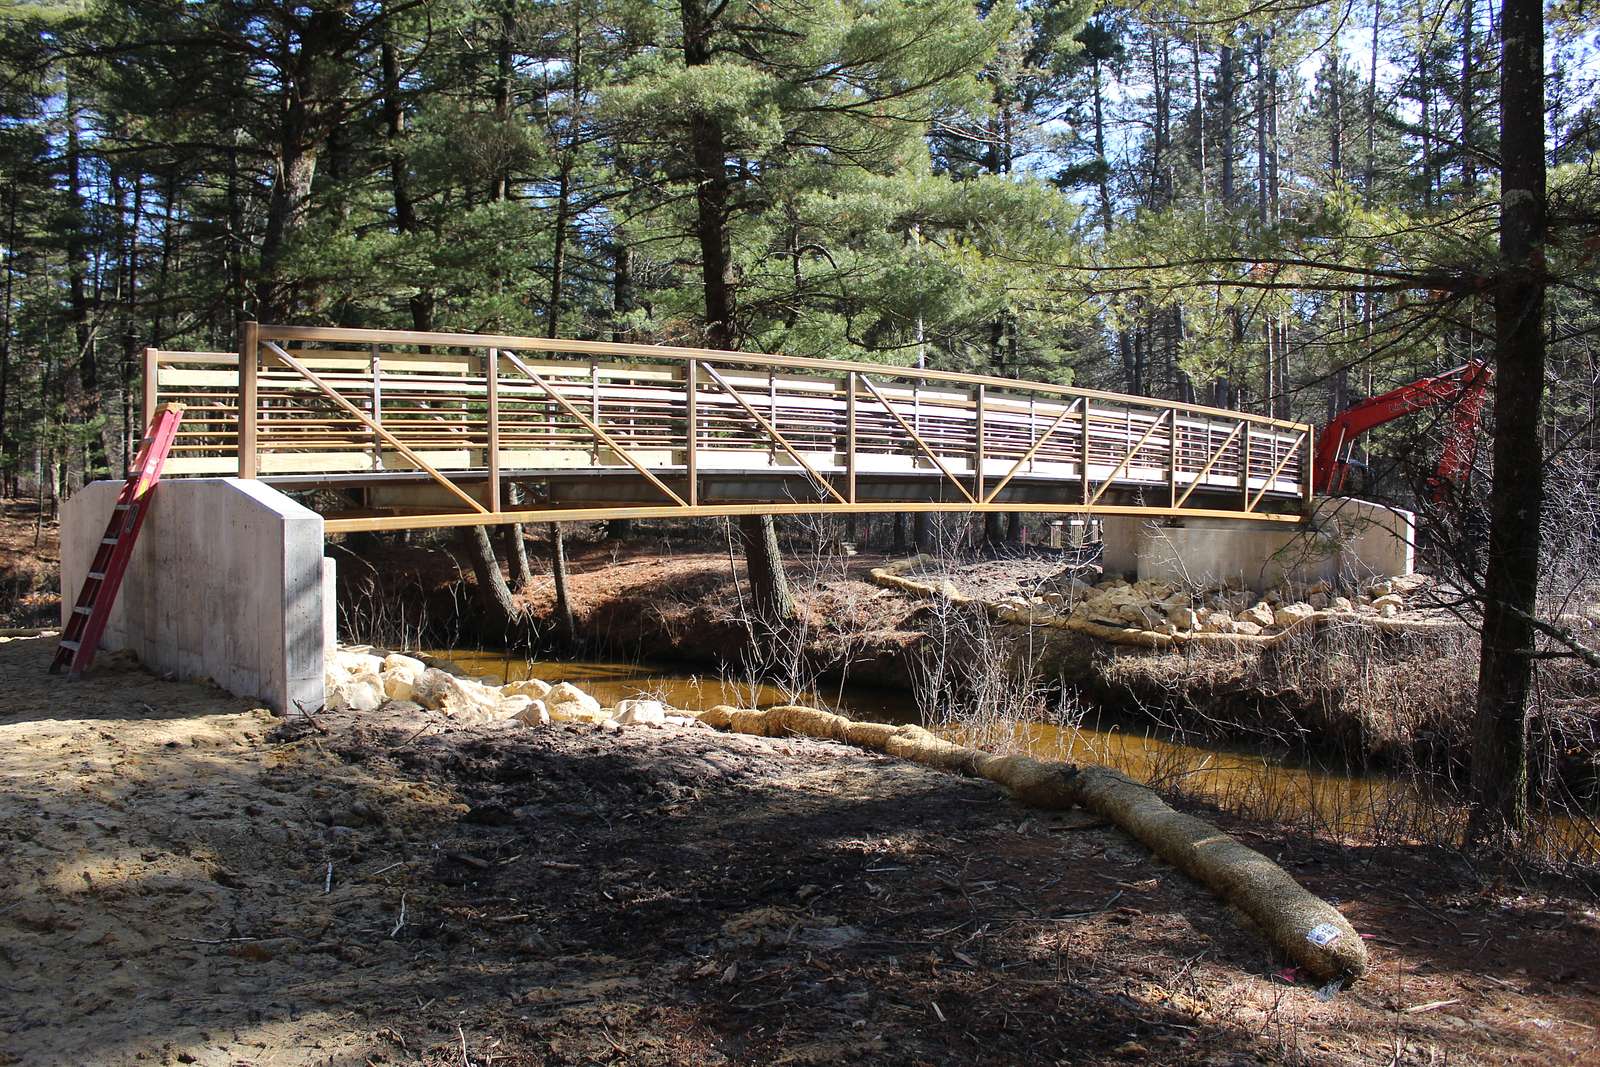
top-left (144, 324), bottom-right (1312, 529)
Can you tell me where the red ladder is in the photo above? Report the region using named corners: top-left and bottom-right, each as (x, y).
top-left (50, 403), bottom-right (185, 677)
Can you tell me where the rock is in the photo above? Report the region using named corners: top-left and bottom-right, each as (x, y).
top-left (1115, 602), bottom-right (1161, 629)
top-left (1042, 592), bottom-right (1066, 607)
top-left (409, 668), bottom-right (504, 719)
top-left (1202, 613), bottom-right (1237, 634)
top-left (1240, 603), bottom-right (1275, 628)
top-left (382, 653), bottom-right (426, 677)
top-left (410, 668), bottom-right (456, 710)
top-left (1166, 606), bottom-right (1200, 631)
top-left (336, 650), bottom-right (385, 677)
top-left (1232, 619), bottom-right (1264, 636)
top-left (1332, 596), bottom-right (1354, 612)
top-left (1371, 593), bottom-right (1405, 611)
top-left (662, 715), bottom-right (697, 728)
top-left (546, 682), bottom-right (602, 720)
top-left (1367, 580), bottom-right (1393, 598)
top-left (502, 678), bottom-right (552, 700)
top-left (1378, 602), bottom-right (1400, 618)
top-left (502, 696), bottom-right (550, 726)
top-left (329, 675), bottom-right (383, 713)
top-left (382, 671), bottom-right (417, 702)
top-left (1272, 603), bottom-right (1316, 629)
top-left (1308, 592), bottom-right (1330, 610)
top-left (612, 698), bottom-right (668, 726)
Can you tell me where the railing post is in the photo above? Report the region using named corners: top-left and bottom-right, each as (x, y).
top-left (973, 383), bottom-right (986, 504)
top-left (1241, 421), bottom-right (1252, 509)
top-left (1302, 424), bottom-right (1316, 507)
top-left (1079, 398), bottom-right (1092, 506)
top-left (141, 347), bottom-right (158, 432)
top-left (370, 343), bottom-right (383, 471)
top-left (238, 321), bottom-right (258, 478)
top-left (845, 371), bottom-right (857, 505)
top-left (685, 359), bottom-right (699, 507)
top-left (1168, 408), bottom-right (1179, 508)
top-left (486, 348), bottom-right (501, 512)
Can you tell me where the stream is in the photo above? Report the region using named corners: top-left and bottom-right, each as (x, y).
top-left (432, 649), bottom-right (1597, 856)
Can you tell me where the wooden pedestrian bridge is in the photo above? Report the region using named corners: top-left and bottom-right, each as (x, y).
top-left (142, 323), bottom-right (1314, 534)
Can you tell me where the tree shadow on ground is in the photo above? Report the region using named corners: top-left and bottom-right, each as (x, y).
top-left (2, 635), bottom-right (1594, 1065)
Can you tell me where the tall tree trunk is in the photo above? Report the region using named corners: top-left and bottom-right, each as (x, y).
top-left (257, 10), bottom-right (344, 322)
top-left (381, 29), bottom-right (434, 332)
top-left (502, 484), bottom-right (534, 589)
top-left (549, 522), bottom-right (577, 646)
top-left (0, 183), bottom-right (16, 491)
top-left (1469, 0), bottom-right (1546, 842)
top-left (611, 240), bottom-right (634, 342)
top-left (460, 524), bottom-right (526, 640)
top-left (63, 80), bottom-right (92, 493)
top-left (682, 0), bottom-right (792, 631)
top-left (737, 513), bottom-right (794, 627)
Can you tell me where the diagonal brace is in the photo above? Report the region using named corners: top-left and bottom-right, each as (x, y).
top-left (983, 398), bottom-right (1083, 504)
top-left (699, 363), bottom-right (847, 504)
top-left (498, 349), bottom-right (688, 507)
top-left (857, 374), bottom-right (976, 504)
top-left (263, 341), bottom-right (488, 514)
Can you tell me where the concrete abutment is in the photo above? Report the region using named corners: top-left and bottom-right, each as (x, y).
top-left (61, 478), bottom-right (331, 714)
top-left (1099, 499), bottom-right (1415, 591)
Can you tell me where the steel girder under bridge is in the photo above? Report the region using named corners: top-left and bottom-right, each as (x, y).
top-left (142, 324), bottom-right (1314, 534)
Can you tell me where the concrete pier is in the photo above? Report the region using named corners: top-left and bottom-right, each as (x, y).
top-left (60, 478), bottom-right (329, 714)
top-left (1101, 499), bottom-right (1415, 591)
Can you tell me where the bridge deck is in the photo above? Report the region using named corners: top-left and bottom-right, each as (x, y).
top-left (144, 325), bottom-right (1313, 533)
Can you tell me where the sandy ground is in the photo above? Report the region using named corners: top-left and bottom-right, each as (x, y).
top-left (4, 634), bottom-right (1600, 1065)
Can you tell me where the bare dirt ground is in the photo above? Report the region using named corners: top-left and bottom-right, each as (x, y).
top-left (5, 635), bottom-right (1600, 1066)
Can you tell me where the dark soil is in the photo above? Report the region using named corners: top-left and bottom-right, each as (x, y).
top-left (6, 635), bottom-right (1600, 1064)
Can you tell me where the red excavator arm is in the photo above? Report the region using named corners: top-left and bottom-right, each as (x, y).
top-left (1314, 360), bottom-right (1493, 496)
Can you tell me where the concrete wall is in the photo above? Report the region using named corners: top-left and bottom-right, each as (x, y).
top-left (61, 478), bottom-right (328, 714)
top-left (1099, 499), bottom-right (1416, 592)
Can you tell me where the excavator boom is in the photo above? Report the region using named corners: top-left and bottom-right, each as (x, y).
top-left (1314, 360), bottom-right (1493, 496)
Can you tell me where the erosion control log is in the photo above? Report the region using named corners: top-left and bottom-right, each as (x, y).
top-left (698, 704), bottom-right (1368, 985)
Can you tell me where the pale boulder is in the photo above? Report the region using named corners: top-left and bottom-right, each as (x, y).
top-left (382, 653), bottom-right (427, 677)
top-left (502, 678), bottom-right (553, 700)
top-left (546, 682), bottom-right (603, 721)
top-left (1272, 603), bottom-right (1316, 629)
top-left (502, 696), bottom-right (550, 726)
top-left (612, 699), bottom-right (668, 726)
top-left (1240, 603), bottom-right (1276, 628)
top-left (1332, 596), bottom-right (1354, 612)
top-left (1166, 606), bottom-right (1200, 631)
top-left (1233, 619), bottom-right (1264, 636)
top-left (336, 650), bottom-right (385, 677)
top-left (329, 673), bottom-right (384, 713)
top-left (383, 671), bottom-right (418, 702)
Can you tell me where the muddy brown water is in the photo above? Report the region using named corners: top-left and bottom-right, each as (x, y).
top-left (434, 649), bottom-right (1597, 856)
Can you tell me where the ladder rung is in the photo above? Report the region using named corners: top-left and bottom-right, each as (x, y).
top-left (73, 606), bottom-right (92, 615)
top-left (88, 571), bottom-right (105, 580)
top-left (101, 537), bottom-right (119, 545)
top-left (114, 503), bottom-right (133, 511)
top-left (60, 640), bottom-right (80, 651)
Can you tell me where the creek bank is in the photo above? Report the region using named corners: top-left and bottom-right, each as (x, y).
top-left (326, 646), bottom-right (1367, 981)
top-left (337, 540), bottom-right (1596, 784)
